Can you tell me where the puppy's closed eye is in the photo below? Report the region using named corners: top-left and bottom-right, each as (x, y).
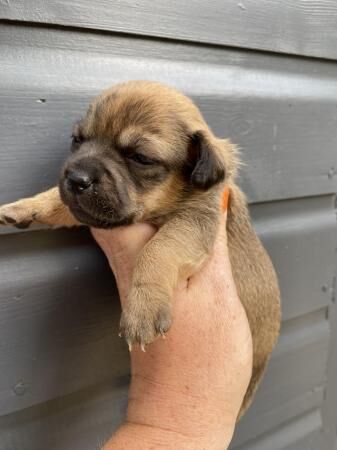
top-left (125, 151), bottom-right (157, 166)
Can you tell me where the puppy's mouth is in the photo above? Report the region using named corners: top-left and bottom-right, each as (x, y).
top-left (69, 200), bottom-right (135, 229)
top-left (59, 184), bottom-right (135, 229)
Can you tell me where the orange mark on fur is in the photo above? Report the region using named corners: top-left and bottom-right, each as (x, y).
top-left (222, 188), bottom-right (230, 212)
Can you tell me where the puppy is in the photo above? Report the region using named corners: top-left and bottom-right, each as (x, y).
top-left (0, 81), bottom-right (280, 415)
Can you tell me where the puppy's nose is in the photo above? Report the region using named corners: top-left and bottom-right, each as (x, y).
top-left (66, 169), bottom-right (94, 194)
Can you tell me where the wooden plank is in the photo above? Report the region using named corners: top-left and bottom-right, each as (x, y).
top-left (232, 309), bottom-right (329, 446)
top-left (1, 0), bottom-right (337, 60)
top-left (1, 25), bottom-right (337, 205)
top-left (0, 228), bottom-right (130, 416)
top-left (0, 384), bottom-right (324, 450)
top-left (251, 195), bottom-right (336, 321)
top-left (0, 382), bottom-right (128, 450)
top-left (0, 20), bottom-right (337, 450)
top-left (232, 388), bottom-right (324, 448)
top-left (241, 308), bottom-right (329, 422)
top-left (0, 384), bottom-right (325, 450)
top-left (320, 251), bottom-right (337, 450)
top-left (233, 410), bottom-right (322, 450)
top-left (244, 308), bottom-right (329, 414)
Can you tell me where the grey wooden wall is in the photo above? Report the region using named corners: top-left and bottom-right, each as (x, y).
top-left (1, 2), bottom-right (337, 449)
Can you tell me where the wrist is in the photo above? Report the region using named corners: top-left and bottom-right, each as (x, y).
top-left (122, 359), bottom-right (237, 450)
top-left (102, 420), bottom-right (234, 450)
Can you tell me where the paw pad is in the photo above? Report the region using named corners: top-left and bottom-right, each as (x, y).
top-left (14, 220), bottom-right (33, 229)
top-left (3, 215), bottom-right (16, 224)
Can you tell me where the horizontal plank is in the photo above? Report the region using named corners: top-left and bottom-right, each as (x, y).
top-left (233, 409), bottom-right (322, 450)
top-left (1, 25), bottom-right (337, 206)
top-left (246, 307), bottom-right (329, 399)
top-left (0, 383), bottom-right (325, 450)
top-left (1, 1), bottom-right (337, 60)
top-left (0, 382), bottom-right (128, 450)
top-left (252, 195), bottom-right (336, 321)
top-left (232, 387), bottom-right (324, 448)
top-left (0, 229), bottom-right (130, 416)
top-left (234, 308), bottom-right (329, 444)
top-left (322, 285), bottom-right (337, 447)
top-left (0, 383), bottom-right (326, 450)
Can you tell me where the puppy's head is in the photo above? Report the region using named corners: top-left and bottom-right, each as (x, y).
top-left (59, 81), bottom-right (237, 228)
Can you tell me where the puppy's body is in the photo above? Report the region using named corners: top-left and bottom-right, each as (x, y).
top-left (0, 81), bottom-right (280, 416)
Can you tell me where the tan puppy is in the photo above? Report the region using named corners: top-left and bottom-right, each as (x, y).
top-left (0, 81), bottom-right (280, 415)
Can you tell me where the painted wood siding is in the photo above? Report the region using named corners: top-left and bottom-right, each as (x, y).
top-left (0, 2), bottom-right (337, 449)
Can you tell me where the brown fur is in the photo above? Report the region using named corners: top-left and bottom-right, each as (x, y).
top-left (0, 81), bottom-right (280, 416)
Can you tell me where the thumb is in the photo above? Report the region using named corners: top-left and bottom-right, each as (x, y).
top-left (91, 223), bottom-right (156, 303)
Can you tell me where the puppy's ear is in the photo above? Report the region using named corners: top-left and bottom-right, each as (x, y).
top-left (187, 130), bottom-right (226, 190)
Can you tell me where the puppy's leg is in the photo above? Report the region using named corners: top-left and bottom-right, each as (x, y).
top-left (0, 187), bottom-right (79, 229)
top-left (120, 214), bottom-right (216, 349)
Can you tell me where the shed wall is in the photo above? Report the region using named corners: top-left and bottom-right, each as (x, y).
top-left (0, 3), bottom-right (337, 449)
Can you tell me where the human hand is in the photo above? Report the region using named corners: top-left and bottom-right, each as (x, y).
top-left (92, 212), bottom-right (252, 450)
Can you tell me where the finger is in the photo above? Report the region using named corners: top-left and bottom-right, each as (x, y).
top-left (221, 187), bottom-right (230, 212)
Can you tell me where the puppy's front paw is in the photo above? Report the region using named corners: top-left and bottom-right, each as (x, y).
top-left (0, 201), bottom-right (37, 229)
top-left (120, 286), bottom-right (172, 350)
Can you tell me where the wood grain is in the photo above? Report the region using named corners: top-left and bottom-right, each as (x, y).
top-left (234, 410), bottom-right (322, 450)
top-left (1, 25), bottom-right (337, 205)
top-left (1, 7), bottom-right (337, 449)
top-left (0, 228), bottom-right (129, 416)
top-left (1, 0), bottom-right (337, 60)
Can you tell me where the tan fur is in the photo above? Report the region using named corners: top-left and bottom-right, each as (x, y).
top-left (0, 187), bottom-right (79, 228)
top-left (0, 80), bottom-right (280, 417)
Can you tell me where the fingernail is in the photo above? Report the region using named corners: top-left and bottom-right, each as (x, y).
top-left (221, 188), bottom-right (230, 212)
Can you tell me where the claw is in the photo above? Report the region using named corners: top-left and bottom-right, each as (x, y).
top-left (159, 330), bottom-right (166, 339)
top-left (118, 331), bottom-right (122, 338)
top-left (127, 341), bottom-right (133, 352)
top-left (140, 343), bottom-right (146, 352)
